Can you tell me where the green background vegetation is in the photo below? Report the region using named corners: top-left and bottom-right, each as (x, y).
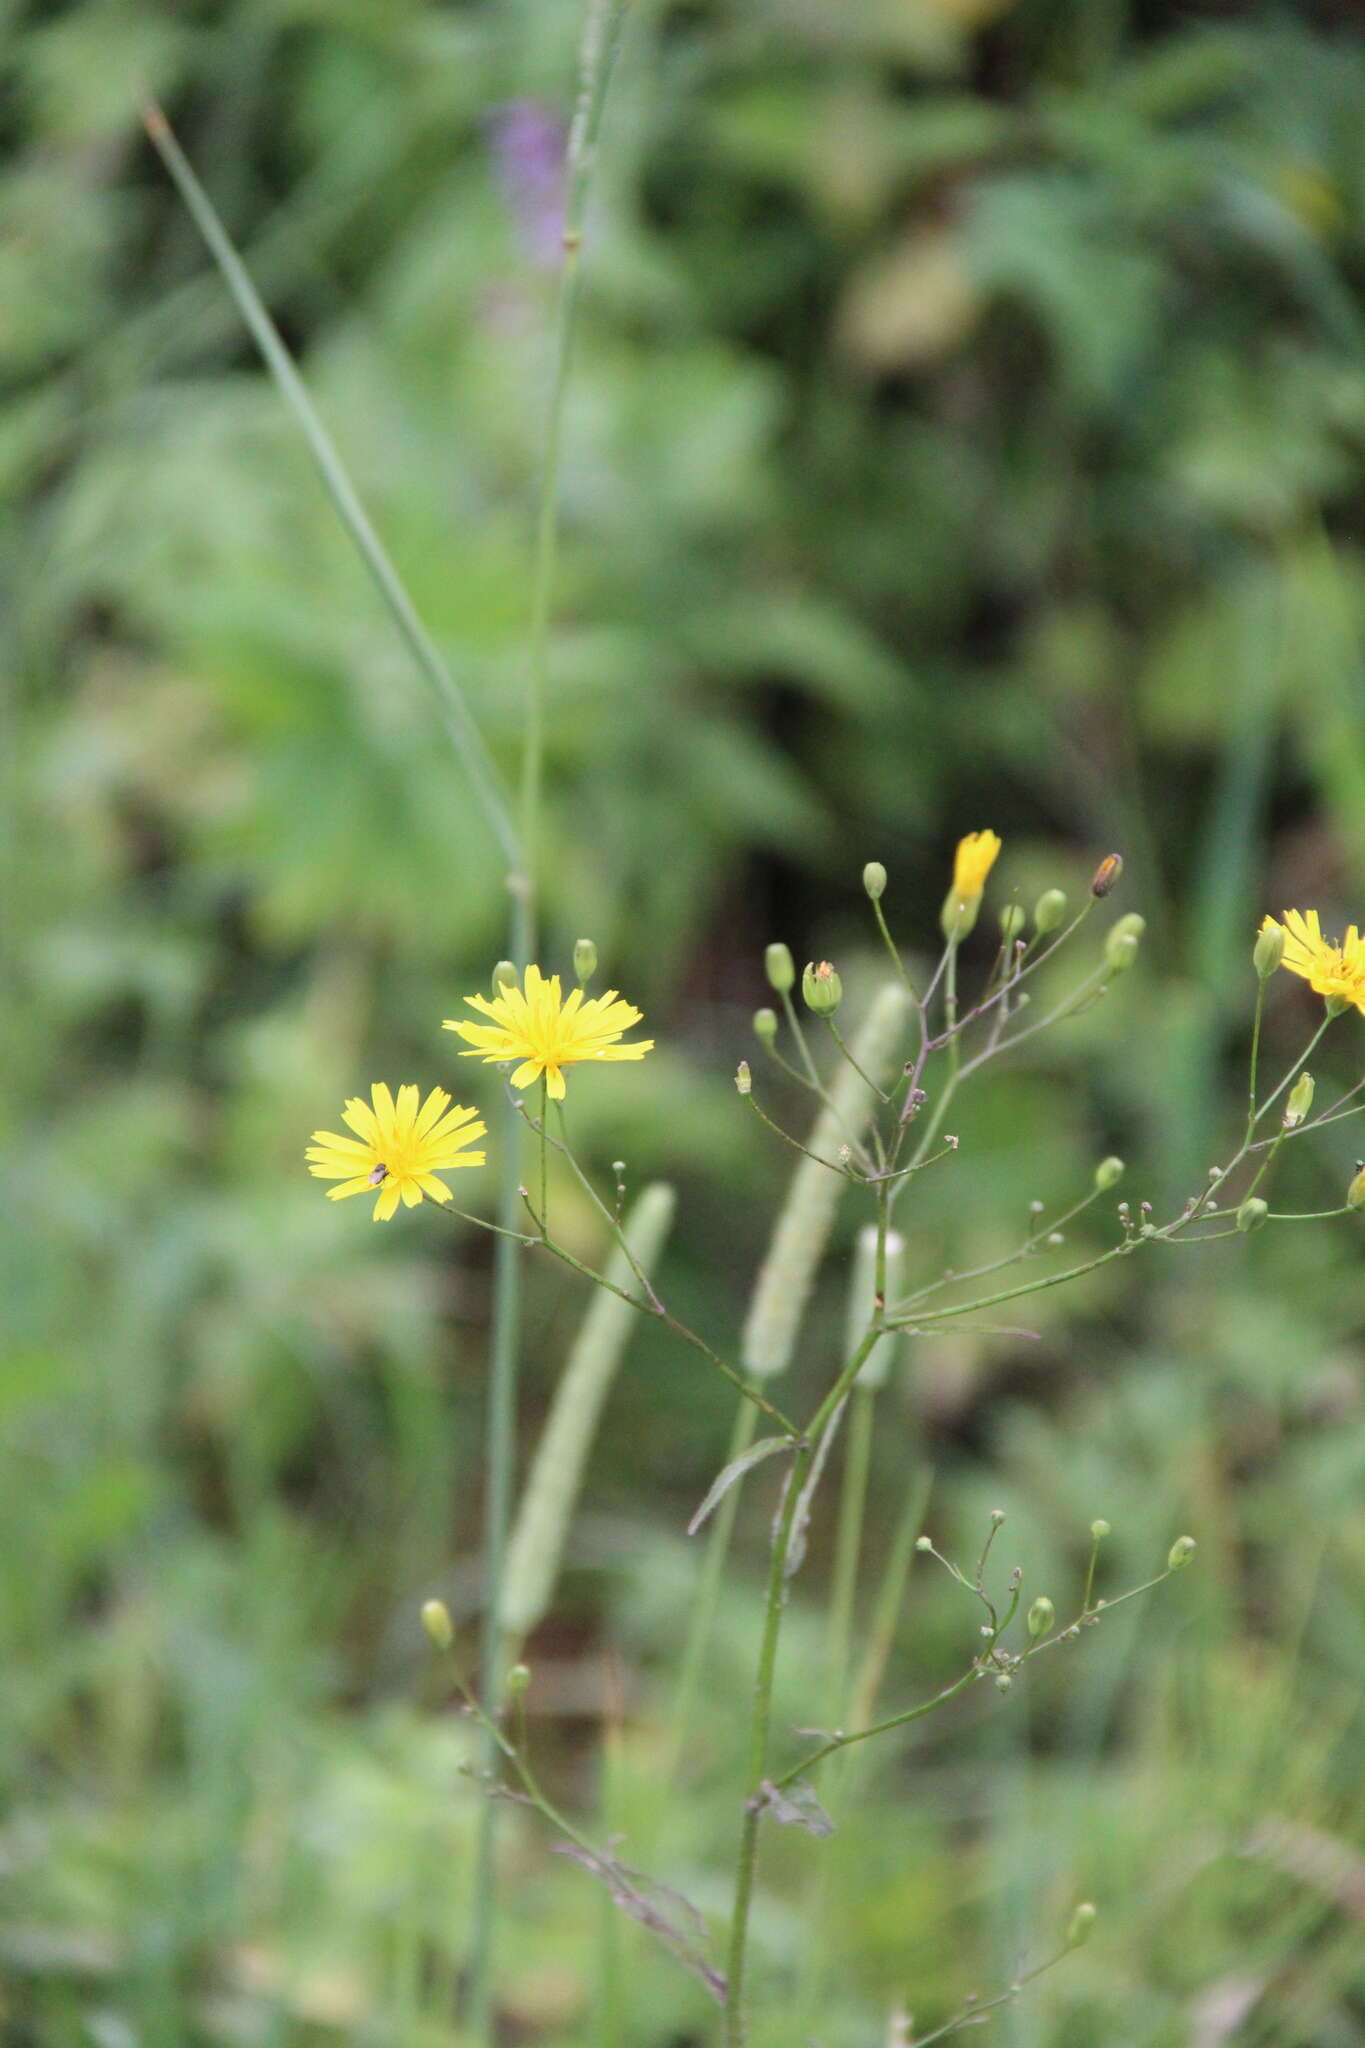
top-left (5, 0), bottom-right (1365, 2041)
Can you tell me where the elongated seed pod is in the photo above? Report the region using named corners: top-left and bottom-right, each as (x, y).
top-left (843, 1222), bottom-right (905, 1392)
top-left (502, 1183), bottom-right (676, 1641)
top-left (742, 984), bottom-right (911, 1380)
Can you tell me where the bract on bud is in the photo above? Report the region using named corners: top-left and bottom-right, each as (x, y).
top-left (863, 861), bottom-right (887, 902)
top-left (1236, 1197), bottom-right (1268, 1233)
top-left (573, 937), bottom-right (598, 985)
top-left (1094, 1156), bottom-right (1125, 1191)
top-left (421, 1599), bottom-right (453, 1652)
top-left (1027, 1595), bottom-right (1055, 1639)
top-left (493, 960), bottom-right (518, 993)
top-left (1167, 1535), bottom-right (1197, 1572)
top-left (1284, 1073), bottom-right (1314, 1128)
top-left (765, 942), bottom-right (795, 993)
top-left (753, 1007), bottom-right (778, 1047)
top-left (1034, 888), bottom-right (1067, 936)
top-left (1091, 854), bottom-right (1123, 898)
top-left (999, 902), bottom-right (1026, 942)
top-left (1347, 1163), bottom-right (1365, 1212)
top-left (506, 1662), bottom-right (532, 1697)
top-left (1254, 919), bottom-right (1285, 980)
top-left (802, 960), bottom-right (843, 1016)
top-left (735, 1061), bottom-right (752, 1096)
top-left (1066, 1902), bottom-right (1097, 1948)
top-left (1325, 993), bottom-right (1351, 1017)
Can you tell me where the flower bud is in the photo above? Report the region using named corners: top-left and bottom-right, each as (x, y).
top-left (493, 960), bottom-right (518, 993)
top-left (999, 902), bottom-right (1026, 943)
top-left (1091, 854), bottom-right (1123, 898)
top-left (1090, 1519), bottom-right (1111, 1541)
top-left (735, 1061), bottom-right (752, 1097)
top-left (863, 861), bottom-right (887, 902)
top-left (1254, 919), bottom-right (1284, 979)
top-left (1033, 888), bottom-right (1067, 936)
top-left (941, 830), bottom-right (1002, 942)
top-left (1066, 1902), bottom-right (1097, 1949)
top-left (995, 1673), bottom-right (1012, 1694)
top-left (1027, 1595), bottom-right (1055, 1639)
top-left (765, 942), bottom-right (795, 994)
top-left (1283, 1073), bottom-right (1314, 1128)
top-left (506, 1662), bottom-right (532, 1697)
top-left (421, 1599), bottom-right (453, 1652)
top-left (573, 937), bottom-right (598, 985)
top-left (1236, 1197), bottom-right (1268, 1233)
top-left (753, 1007), bottom-right (778, 1047)
top-left (1104, 914), bottom-right (1146, 975)
top-left (1347, 1162), bottom-right (1365, 1212)
top-left (915, 1535), bottom-right (932, 1553)
top-left (1167, 1535), bottom-right (1197, 1572)
top-left (802, 960), bottom-right (843, 1016)
top-left (1094, 1156), bottom-right (1125, 1191)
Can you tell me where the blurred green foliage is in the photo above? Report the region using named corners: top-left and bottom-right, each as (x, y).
top-left (4, 0), bottom-right (1365, 2041)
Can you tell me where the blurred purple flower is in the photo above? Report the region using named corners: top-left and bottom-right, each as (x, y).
top-left (488, 98), bottom-right (566, 269)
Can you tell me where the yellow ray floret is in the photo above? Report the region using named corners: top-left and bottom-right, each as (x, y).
top-left (1262, 909), bottom-right (1365, 1016)
top-left (952, 829), bottom-right (1002, 902)
top-left (445, 963), bottom-right (653, 1101)
top-left (306, 1082), bottom-right (486, 1221)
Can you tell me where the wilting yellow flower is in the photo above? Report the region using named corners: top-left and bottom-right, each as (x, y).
top-left (1263, 909), bottom-right (1365, 1016)
top-left (942, 829), bottom-right (1002, 939)
top-left (446, 963), bottom-right (653, 1100)
top-left (307, 1083), bottom-right (486, 1221)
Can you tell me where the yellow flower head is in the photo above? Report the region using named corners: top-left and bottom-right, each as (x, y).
top-left (952, 830), bottom-right (1002, 901)
top-left (1263, 909), bottom-right (1365, 1016)
top-left (307, 1083), bottom-right (486, 1221)
top-left (445, 963), bottom-right (653, 1101)
top-left (942, 829), bottom-right (1002, 940)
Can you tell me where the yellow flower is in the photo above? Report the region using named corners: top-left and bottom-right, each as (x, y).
top-left (445, 962), bottom-right (653, 1100)
top-left (1263, 909), bottom-right (1365, 1016)
top-left (307, 1083), bottom-right (486, 1221)
top-left (952, 830), bottom-right (1002, 900)
top-left (941, 829), bottom-right (1002, 939)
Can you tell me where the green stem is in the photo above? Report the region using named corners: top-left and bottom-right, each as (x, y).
top-left (1244, 979), bottom-right (1266, 1146)
top-left (539, 1075), bottom-right (549, 1236)
top-left (664, 1398), bottom-right (759, 1782)
top-left (140, 101), bottom-right (521, 873)
top-left (723, 1439), bottom-right (813, 2043)
top-left (825, 1386), bottom-right (875, 1721)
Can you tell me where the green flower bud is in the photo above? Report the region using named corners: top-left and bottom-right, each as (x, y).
top-left (1236, 1197), bottom-right (1268, 1233)
top-left (1283, 1073), bottom-right (1314, 1128)
top-left (1254, 920), bottom-right (1284, 979)
top-left (1034, 888), bottom-right (1067, 936)
top-left (765, 942), bottom-right (795, 994)
top-left (802, 960), bottom-right (843, 1016)
top-left (735, 1061), bottom-right (752, 1097)
top-left (506, 1662), bottom-right (532, 1697)
top-left (863, 861), bottom-right (887, 902)
top-left (421, 1599), bottom-right (453, 1652)
top-left (1347, 1163), bottom-right (1365, 1212)
top-left (1027, 1595), bottom-right (1055, 1639)
top-left (1091, 854), bottom-right (1123, 899)
top-left (915, 1535), bottom-right (933, 1553)
top-left (995, 1673), bottom-right (1013, 1694)
top-left (1104, 913), bottom-right (1146, 973)
top-left (1167, 1535), bottom-right (1197, 1572)
top-left (1094, 1156), bottom-right (1125, 1191)
top-left (573, 937), bottom-right (598, 985)
top-left (753, 1007), bottom-right (778, 1047)
top-left (1066, 1902), bottom-right (1097, 1948)
top-left (1090, 1519), bottom-right (1111, 1541)
top-left (493, 960), bottom-right (518, 993)
top-left (999, 902), bottom-right (1027, 943)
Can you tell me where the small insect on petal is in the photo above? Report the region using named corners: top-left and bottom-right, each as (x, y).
top-left (368, 1165), bottom-right (389, 1186)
